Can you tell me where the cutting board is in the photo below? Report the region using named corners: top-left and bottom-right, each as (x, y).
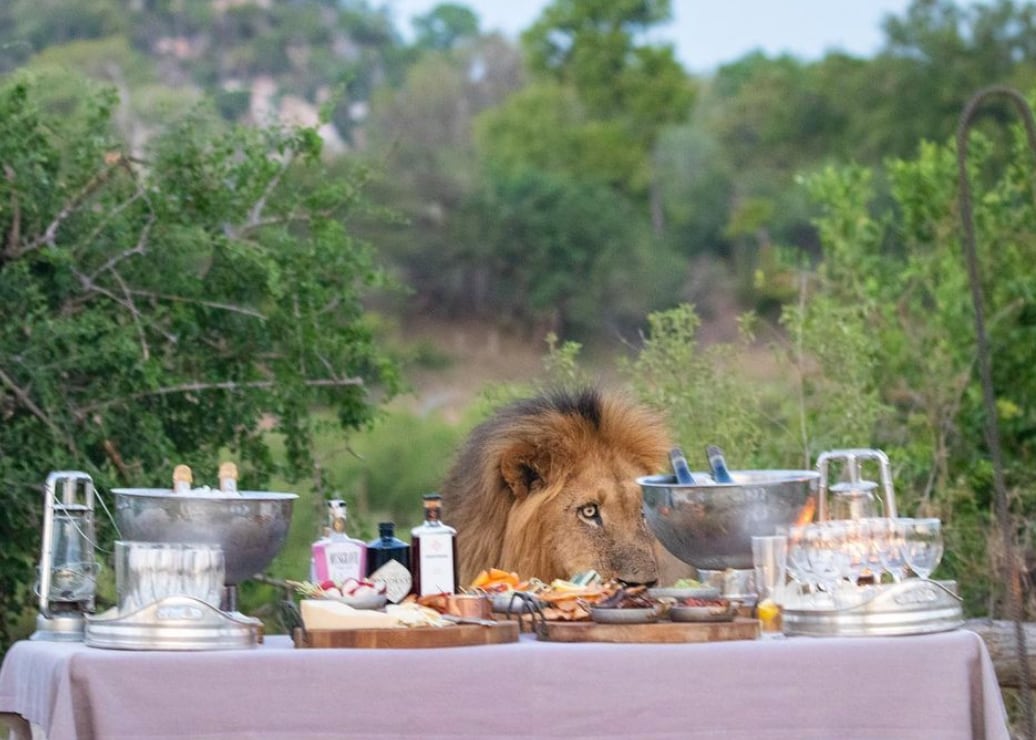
top-left (538, 617), bottom-right (759, 643)
top-left (293, 621), bottom-right (519, 649)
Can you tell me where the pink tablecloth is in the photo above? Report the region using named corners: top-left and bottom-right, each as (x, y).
top-left (0, 629), bottom-right (1010, 740)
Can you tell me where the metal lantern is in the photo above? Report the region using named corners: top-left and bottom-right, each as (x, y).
top-left (816, 449), bottom-right (898, 522)
top-left (33, 471), bottom-right (98, 641)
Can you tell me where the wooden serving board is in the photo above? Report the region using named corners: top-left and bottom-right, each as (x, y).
top-left (294, 621), bottom-right (519, 649)
top-left (538, 617), bottom-right (759, 644)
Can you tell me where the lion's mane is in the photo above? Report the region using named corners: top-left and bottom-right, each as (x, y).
top-left (440, 387), bottom-right (670, 585)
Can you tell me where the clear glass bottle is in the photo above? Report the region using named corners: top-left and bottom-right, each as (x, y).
top-left (311, 499), bottom-right (367, 584)
top-left (366, 522), bottom-right (412, 603)
top-left (410, 493), bottom-right (458, 596)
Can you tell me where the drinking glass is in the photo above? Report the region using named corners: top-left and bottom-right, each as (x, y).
top-left (871, 517), bottom-right (910, 583)
top-left (805, 522), bottom-right (849, 604)
top-left (842, 519), bottom-right (871, 586)
top-left (752, 535), bottom-right (787, 638)
top-left (785, 524), bottom-right (813, 595)
top-left (903, 517), bottom-right (944, 579)
top-left (859, 518), bottom-right (889, 583)
top-left (752, 535), bottom-right (788, 599)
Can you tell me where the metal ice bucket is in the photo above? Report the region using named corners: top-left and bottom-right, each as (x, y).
top-left (638, 470), bottom-right (819, 570)
top-left (112, 489), bottom-right (296, 586)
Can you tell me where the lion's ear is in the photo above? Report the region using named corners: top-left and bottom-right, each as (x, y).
top-left (499, 446), bottom-right (545, 499)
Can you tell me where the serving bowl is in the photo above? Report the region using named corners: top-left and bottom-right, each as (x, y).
top-left (112, 488), bottom-right (297, 586)
top-left (639, 470), bottom-right (818, 571)
top-left (590, 606), bottom-right (660, 624)
top-left (669, 600), bottom-right (737, 623)
top-left (328, 592), bottom-right (388, 610)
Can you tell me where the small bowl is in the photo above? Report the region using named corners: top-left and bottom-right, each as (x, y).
top-left (590, 606), bottom-right (659, 624)
top-left (670, 601), bottom-right (736, 623)
top-left (447, 594), bottom-right (491, 619)
top-left (647, 586), bottom-right (721, 601)
top-left (331, 592), bottom-right (388, 610)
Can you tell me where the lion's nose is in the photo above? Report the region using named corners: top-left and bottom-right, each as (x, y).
top-left (609, 543), bottom-right (660, 587)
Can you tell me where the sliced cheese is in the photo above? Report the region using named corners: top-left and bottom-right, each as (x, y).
top-left (300, 599), bottom-right (402, 630)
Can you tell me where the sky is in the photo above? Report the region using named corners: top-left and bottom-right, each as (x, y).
top-left (384, 0), bottom-right (919, 74)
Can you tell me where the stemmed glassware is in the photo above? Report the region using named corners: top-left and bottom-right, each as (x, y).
top-left (903, 517), bottom-right (944, 579)
top-left (784, 524), bottom-right (813, 592)
top-left (842, 519), bottom-right (871, 586)
top-left (866, 517), bottom-right (910, 583)
top-left (804, 521), bottom-right (849, 603)
top-left (775, 515), bottom-right (944, 610)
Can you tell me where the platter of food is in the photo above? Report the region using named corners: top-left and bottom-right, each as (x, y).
top-left (538, 617), bottom-right (759, 643)
top-left (294, 622), bottom-right (520, 649)
top-left (293, 599), bottom-right (520, 649)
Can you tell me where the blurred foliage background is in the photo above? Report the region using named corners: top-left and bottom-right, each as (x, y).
top-left (4, 0), bottom-right (1036, 652)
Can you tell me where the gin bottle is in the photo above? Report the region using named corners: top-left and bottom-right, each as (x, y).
top-left (311, 499), bottom-right (367, 584)
top-left (410, 493), bottom-right (458, 596)
top-left (366, 522), bottom-right (412, 603)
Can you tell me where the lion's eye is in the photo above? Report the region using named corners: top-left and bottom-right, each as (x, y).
top-left (578, 503), bottom-right (600, 521)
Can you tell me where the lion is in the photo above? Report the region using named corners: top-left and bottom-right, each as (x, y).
top-left (440, 387), bottom-right (691, 586)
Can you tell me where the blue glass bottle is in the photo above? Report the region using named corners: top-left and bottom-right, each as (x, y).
top-left (706, 445), bottom-right (734, 484)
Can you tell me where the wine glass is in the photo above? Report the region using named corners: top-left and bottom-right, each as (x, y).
top-left (857, 518), bottom-right (887, 583)
top-left (805, 522), bottom-right (849, 603)
top-left (842, 519), bottom-right (871, 586)
top-left (785, 524), bottom-right (814, 595)
top-left (903, 517), bottom-right (944, 580)
top-left (871, 517), bottom-right (910, 583)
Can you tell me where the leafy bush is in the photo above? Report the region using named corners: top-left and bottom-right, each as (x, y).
top-left (0, 70), bottom-right (400, 650)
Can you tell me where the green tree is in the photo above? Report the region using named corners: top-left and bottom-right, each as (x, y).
top-left (412, 3), bottom-right (480, 51)
top-left (461, 166), bottom-right (677, 336)
top-left (0, 0), bottom-right (126, 71)
top-left (361, 33), bottom-right (524, 315)
top-left (517, 0), bottom-right (694, 197)
top-left (0, 70), bottom-right (401, 649)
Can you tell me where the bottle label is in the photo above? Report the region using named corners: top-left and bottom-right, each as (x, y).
top-left (369, 559), bottom-right (412, 603)
top-left (313, 540), bottom-right (365, 583)
top-left (417, 531), bottom-right (455, 595)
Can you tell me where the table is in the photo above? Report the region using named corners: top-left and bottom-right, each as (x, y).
top-left (1, 629), bottom-right (1010, 740)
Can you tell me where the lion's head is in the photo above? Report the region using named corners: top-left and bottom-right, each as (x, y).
top-left (440, 388), bottom-right (671, 586)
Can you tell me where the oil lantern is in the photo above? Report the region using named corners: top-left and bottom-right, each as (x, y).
top-left (33, 471), bottom-right (98, 641)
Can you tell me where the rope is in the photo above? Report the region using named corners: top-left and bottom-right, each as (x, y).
top-left (955, 85), bottom-right (1036, 738)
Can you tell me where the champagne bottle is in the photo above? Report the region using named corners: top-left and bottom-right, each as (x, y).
top-left (218, 461), bottom-right (239, 494)
top-left (172, 464), bottom-right (193, 494)
top-left (669, 447), bottom-right (696, 485)
top-left (706, 444), bottom-right (734, 484)
top-left (366, 522), bottom-right (412, 603)
top-left (410, 493), bottom-right (458, 596)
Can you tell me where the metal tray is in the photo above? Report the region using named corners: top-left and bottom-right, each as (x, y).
top-left (781, 579), bottom-right (963, 637)
top-left (84, 595), bottom-right (262, 650)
